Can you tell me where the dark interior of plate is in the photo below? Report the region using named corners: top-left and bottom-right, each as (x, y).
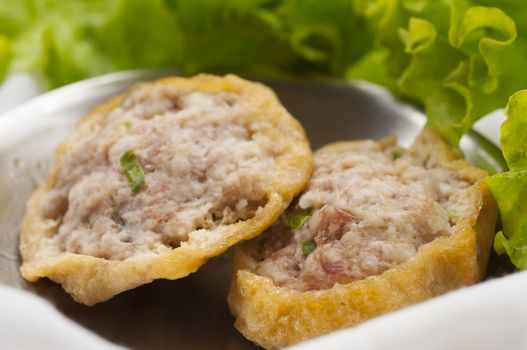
top-left (0, 71), bottom-right (509, 350)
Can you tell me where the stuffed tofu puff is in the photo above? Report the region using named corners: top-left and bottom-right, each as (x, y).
top-left (228, 130), bottom-right (497, 349)
top-left (19, 74), bottom-right (313, 305)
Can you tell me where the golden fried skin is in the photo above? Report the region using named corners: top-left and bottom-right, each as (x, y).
top-left (19, 75), bottom-right (313, 305)
top-left (228, 130), bottom-right (497, 349)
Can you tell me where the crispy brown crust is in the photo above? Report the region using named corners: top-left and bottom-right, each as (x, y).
top-left (19, 74), bottom-right (313, 305)
top-left (228, 129), bottom-right (497, 349)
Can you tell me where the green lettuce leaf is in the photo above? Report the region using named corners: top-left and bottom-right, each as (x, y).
top-left (488, 171), bottom-right (527, 269)
top-left (348, 0), bottom-right (527, 145)
top-left (0, 0), bottom-right (373, 87)
top-left (0, 35), bottom-right (11, 82)
top-left (500, 90), bottom-right (527, 171)
top-left (95, 0), bottom-right (182, 70)
top-left (487, 91), bottom-right (527, 269)
top-left (4, 1), bottom-right (117, 87)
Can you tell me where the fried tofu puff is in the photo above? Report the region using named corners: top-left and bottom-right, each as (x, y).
top-left (20, 75), bottom-right (313, 305)
top-left (228, 130), bottom-right (497, 349)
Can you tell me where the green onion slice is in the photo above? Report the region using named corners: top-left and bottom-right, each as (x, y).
top-left (283, 208), bottom-right (313, 230)
top-left (391, 150), bottom-right (402, 160)
top-left (120, 150), bottom-right (145, 195)
top-left (301, 239), bottom-right (317, 257)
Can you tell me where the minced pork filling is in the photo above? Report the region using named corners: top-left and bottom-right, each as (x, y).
top-left (41, 84), bottom-right (275, 260)
top-left (254, 139), bottom-right (475, 291)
